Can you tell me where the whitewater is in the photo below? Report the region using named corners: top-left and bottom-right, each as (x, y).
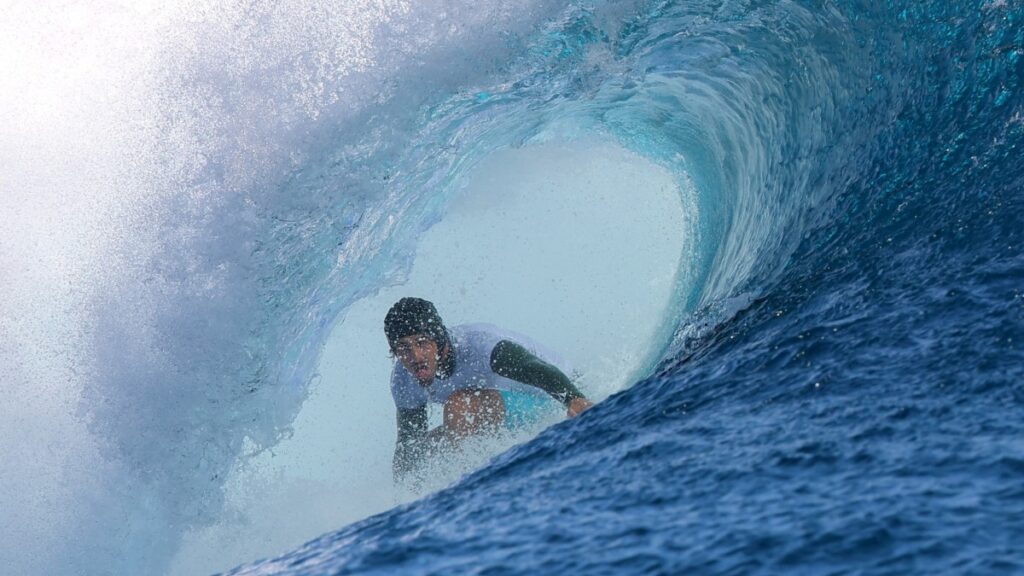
top-left (2, 0), bottom-right (1022, 574)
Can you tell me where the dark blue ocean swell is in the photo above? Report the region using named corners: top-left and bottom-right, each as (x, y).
top-left (223, 0), bottom-right (1024, 573)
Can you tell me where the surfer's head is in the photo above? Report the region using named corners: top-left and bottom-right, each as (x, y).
top-left (385, 297), bottom-right (450, 384)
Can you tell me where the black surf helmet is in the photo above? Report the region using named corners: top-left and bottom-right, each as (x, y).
top-left (385, 297), bottom-right (449, 352)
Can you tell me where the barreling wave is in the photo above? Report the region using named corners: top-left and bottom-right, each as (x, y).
top-left (224, 0), bottom-right (1024, 573)
top-left (2, 0), bottom-right (1022, 573)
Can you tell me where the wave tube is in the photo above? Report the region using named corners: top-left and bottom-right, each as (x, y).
top-left (3, 1), bottom-right (693, 574)
top-left (223, 0), bottom-right (1024, 572)
top-left (11, 0), bottom-right (1022, 573)
top-left (170, 138), bottom-right (692, 574)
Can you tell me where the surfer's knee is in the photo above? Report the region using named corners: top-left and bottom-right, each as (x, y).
top-left (444, 389), bottom-right (506, 439)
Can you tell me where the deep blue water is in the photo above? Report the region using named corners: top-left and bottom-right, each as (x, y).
top-left (214, 0), bottom-right (1024, 574)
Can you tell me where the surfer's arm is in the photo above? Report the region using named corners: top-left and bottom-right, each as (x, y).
top-left (490, 340), bottom-right (590, 414)
top-left (394, 406), bottom-right (428, 478)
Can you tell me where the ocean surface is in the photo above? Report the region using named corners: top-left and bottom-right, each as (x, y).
top-left (2, 0), bottom-right (1023, 574)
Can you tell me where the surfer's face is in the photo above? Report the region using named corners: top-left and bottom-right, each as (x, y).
top-left (394, 334), bottom-right (445, 385)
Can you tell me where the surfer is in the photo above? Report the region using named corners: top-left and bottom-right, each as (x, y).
top-left (385, 297), bottom-right (593, 480)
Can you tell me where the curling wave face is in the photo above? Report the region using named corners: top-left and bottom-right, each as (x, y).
top-left (2, 0), bottom-right (1023, 573)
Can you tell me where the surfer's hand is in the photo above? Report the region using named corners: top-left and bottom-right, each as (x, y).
top-left (567, 397), bottom-right (593, 417)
